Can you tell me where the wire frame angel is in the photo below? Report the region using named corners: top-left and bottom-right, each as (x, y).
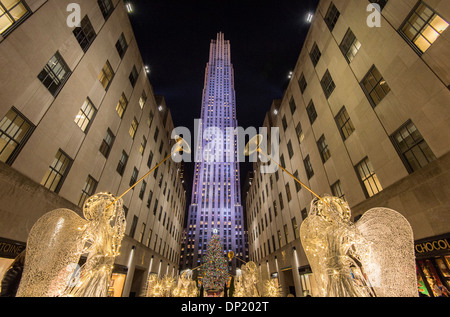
top-left (62, 193), bottom-right (126, 297)
top-left (233, 261), bottom-right (261, 297)
top-left (300, 195), bottom-right (417, 297)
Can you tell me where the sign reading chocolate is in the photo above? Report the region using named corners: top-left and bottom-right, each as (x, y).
top-left (415, 234), bottom-right (450, 255)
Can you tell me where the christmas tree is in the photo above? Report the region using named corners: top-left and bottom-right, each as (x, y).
top-left (202, 233), bottom-right (229, 292)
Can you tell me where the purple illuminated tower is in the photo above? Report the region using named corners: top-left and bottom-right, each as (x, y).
top-left (181, 33), bottom-right (246, 275)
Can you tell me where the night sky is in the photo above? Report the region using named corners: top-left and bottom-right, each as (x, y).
top-left (128, 0), bottom-right (320, 203)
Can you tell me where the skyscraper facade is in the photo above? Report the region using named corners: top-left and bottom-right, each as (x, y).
top-left (181, 33), bottom-right (246, 274)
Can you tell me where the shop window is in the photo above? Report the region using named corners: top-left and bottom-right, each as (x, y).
top-left (41, 149), bottom-right (73, 193)
top-left (38, 52), bottom-right (72, 97)
top-left (0, 0), bottom-right (31, 36)
top-left (400, 1), bottom-right (448, 54)
top-left (0, 107), bottom-right (34, 165)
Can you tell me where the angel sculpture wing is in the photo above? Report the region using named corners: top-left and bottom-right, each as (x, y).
top-left (355, 207), bottom-right (417, 297)
top-left (16, 209), bottom-right (87, 297)
top-left (300, 196), bottom-right (417, 297)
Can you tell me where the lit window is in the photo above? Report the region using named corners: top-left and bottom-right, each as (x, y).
top-left (74, 98), bottom-right (96, 132)
top-left (139, 136), bottom-right (147, 155)
top-left (295, 122), bottom-right (304, 144)
top-left (0, 107), bottom-right (34, 165)
top-left (98, 60), bottom-right (114, 90)
top-left (355, 157), bottom-right (382, 198)
top-left (129, 117), bottom-right (138, 139)
top-left (38, 52), bottom-right (72, 97)
top-left (41, 149), bottom-right (72, 193)
top-left (116, 93), bottom-right (128, 118)
top-left (0, 0), bottom-right (30, 36)
top-left (78, 175), bottom-right (98, 207)
top-left (139, 91), bottom-right (147, 109)
top-left (400, 1), bottom-right (448, 53)
top-left (391, 120), bottom-right (436, 173)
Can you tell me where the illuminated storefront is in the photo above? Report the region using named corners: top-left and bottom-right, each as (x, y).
top-left (108, 265), bottom-right (127, 297)
top-left (0, 238), bottom-right (25, 283)
top-left (415, 233), bottom-right (450, 297)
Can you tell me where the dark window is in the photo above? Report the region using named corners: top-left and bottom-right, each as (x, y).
top-left (0, 0), bottom-right (31, 36)
top-left (287, 140), bottom-right (294, 159)
top-left (129, 215), bottom-right (138, 238)
top-left (147, 190), bottom-right (153, 208)
top-left (361, 65), bottom-right (391, 107)
top-left (301, 208), bottom-right (308, 220)
top-left (278, 193), bottom-right (284, 210)
top-left (117, 151), bottom-right (128, 176)
top-left (331, 180), bottom-right (346, 200)
top-left (340, 28), bottom-right (361, 63)
top-left (129, 65), bottom-right (139, 87)
top-left (309, 43), bottom-right (321, 67)
top-left (285, 183), bottom-right (292, 202)
top-left (147, 151), bottom-right (154, 169)
top-left (291, 217), bottom-right (299, 239)
top-left (293, 171), bottom-right (302, 192)
top-left (306, 100), bottom-right (318, 124)
top-left (298, 73), bottom-right (307, 94)
top-left (295, 122), bottom-right (304, 144)
top-left (73, 15), bottom-right (96, 52)
top-left (0, 107), bottom-right (34, 165)
top-left (97, 0), bottom-right (114, 20)
top-left (317, 135), bottom-right (331, 163)
top-left (130, 167), bottom-right (139, 187)
top-left (399, 1), bottom-right (448, 54)
top-left (320, 70), bottom-right (336, 99)
top-left (78, 175), bottom-right (98, 207)
top-left (282, 115), bottom-right (288, 131)
top-left (304, 155), bottom-right (314, 179)
top-left (99, 128), bottom-right (115, 158)
top-left (38, 52), bottom-right (72, 97)
top-left (154, 127), bottom-right (159, 142)
top-left (324, 2), bottom-right (340, 31)
top-left (289, 97), bottom-right (297, 115)
top-left (355, 157), bottom-right (382, 198)
top-left (115, 33), bottom-right (128, 59)
top-left (139, 181), bottom-right (147, 200)
top-left (41, 149), bottom-right (73, 193)
top-left (391, 120), bottom-right (436, 173)
top-left (335, 106), bottom-right (355, 141)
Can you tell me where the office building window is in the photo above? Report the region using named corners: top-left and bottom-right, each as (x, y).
top-left (41, 149), bottom-right (72, 193)
top-left (295, 122), bottom-right (304, 144)
top-left (97, 0), bottom-right (113, 20)
top-left (324, 2), bottom-right (340, 31)
top-left (0, 0), bottom-right (30, 36)
top-left (287, 140), bottom-right (294, 159)
top-left (306, 100), bottom-right (317, 124)
top-left (400, 1), bottom-right (448, 54)
top-left (129, 215), bottom-right (138, 238)
top-left (331, 180), bottom-right (346, 200)
top-left (99, 128), bottom-right (115, 158)
top-left (391, 120), bottom-right (436, 173)
top-left (309, 43), bottom-right (321, 67)
top-left (139, 181), bottom-right (146, 200)
top-left (361, 65), bottom-right (390, 108)
top-left (99, 60), bottom-right (114, 90)
top-left (285, 183), bottom-right (292, 202)
top-left (279, 193), bottom-right (284, 210)
top-left (284, 224), bottom-right (289, 244)
top-left (74, 98), bottom-right (96, 133)
top-left (304, 155), bottom-right (314, 179)
top-left (115, 33), bottom-right (128, 59)
top-left (289, 97), bottom-right (297, 115)
top-left (355, 157), bottom-right (383, 198)
top-left (139, 90), bottom-right (147, 109)
top-left (38, 52), bottom-right (71, 97)
top-left (139, 136), bottom-right (147, 155)
top-left (293, 171), bottom-right (302, 192)
top-left (130, 167), bottom-right (138, 187)
top-left (282, 115), bottom-right (288, 131)
top-left (0, 107), bottom-right (34, 165)
top-left (291, 217), bottom-right (299, 239)
top-left (73, 15), bottom-right (96, 52)
top-left (129, 117), bottom-right (138, 139)
top-left (320, 70), bottom-right (336, 99)
top-left (301, 208), bottom-right (308, 220)
top-left (78, 175), bottom-right (98, 207)
top-left (335, 106), bottom-right (355, 141)
top-left (138, 223), bottom-right (146, 244)
top-left (129, 65), bottom-right (139, 87)
top-left (147, 151), bottom-right (154, 169)
top-left (147, 190), bottom-right (153, 208)
top-left (340, 28), bottom-right (361, 63)
top-left (298, 73), bottom-right (307, 94)
top-left (154, 127), bottom-right (159, 142)
top-left (116, 93), bottom-right (128, 118)
top-left (117, 151), bottom-right (128, 176)
top-left (317, 135), bottom-right (331, 163)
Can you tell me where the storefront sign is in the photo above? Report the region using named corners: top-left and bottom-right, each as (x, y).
top-left (415, 234), bottom-right (450, 257)
top-left (0, 237), bottom-right (26, 259)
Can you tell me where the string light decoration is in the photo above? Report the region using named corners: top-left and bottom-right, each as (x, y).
top-left (233, 261), bottom-right (261, 297)
top-left (201, 233), bottom-right (229, 293)
top-left (300, 195), bottom-right (417, 297)
top-left (263, 279), bottom-right (281, 297)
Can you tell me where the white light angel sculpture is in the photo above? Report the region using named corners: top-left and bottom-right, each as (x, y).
top-left (300, 196), bottom-right (418, 297)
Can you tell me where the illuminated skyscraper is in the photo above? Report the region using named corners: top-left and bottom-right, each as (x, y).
top-left (181, 33), bottom-right (246, 274)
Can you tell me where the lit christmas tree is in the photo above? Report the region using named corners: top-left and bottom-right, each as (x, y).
top-left (202, 232), bottom-right (229, 293)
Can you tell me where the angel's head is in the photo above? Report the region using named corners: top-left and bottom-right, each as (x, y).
top-left (83, 192), bottom-right (122, 223)
top-left (310, 195), bottom-right (352, 224)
